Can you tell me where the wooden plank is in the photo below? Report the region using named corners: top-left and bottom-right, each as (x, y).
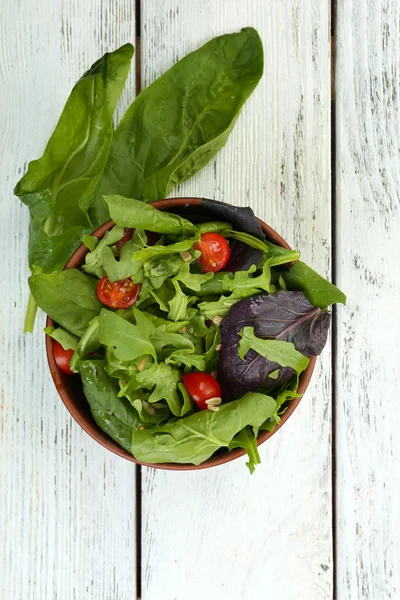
top-left (0, 2), bottom-right (137, 598)
top-left (140, 2), bottom-right (333, 599)
top-left (336, 1), bottom-right (400, 597)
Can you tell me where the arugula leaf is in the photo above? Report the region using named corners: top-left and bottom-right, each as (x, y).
top-left (187, 263), bottom-right (271, 297)
top-left (279, 261), bottom-right (346, 308)
top-left (82, 226), bottom-right (124, 279)
top-left (149, 286), bottom-right (174, 312)
top-left (228, 230), bottom-right (300, 266)
top-left (261, 385), bottom-right (302, 432)
top-left (196, 222), bottom-right (232, 234)
top-left (80, 359), bottom-right (148, 453)
top-left (96, 28), bottom-right (263, 203)
top-left (168, 280), bottom-right (191, 322)
top-left (144, 254), bottom-right (185, 289)
top-left (166, 350), bottom-right (206, 372)
top-left (128, 398), bottom-right (170, 425)
top-left (104, 195), bottom-right (196, 235)
top-left (97, 308), bottom-right (157, 362)
top-left (29, 269), bottom-right (102, 336)
top-left (174, 263), bottom-right (214, 292)
top-left (228, 426), bottom-right (261, 474)
top-left (134, 362), bottom-right (193, 416)
top-left (238, 327), bottom-right (310, 374)
top-left (130, 236), bottom-right (199, 264)
top-left (198, 292), bottom-right (243, 319)
top-left (44, 326), bottom-right (79, 351)
top-left (131, 391), bottom-right (276, 465)
top-left (150, 322), bottom-right (194, 353)
top-left (83, 235), bottom-right (99, 252)
top-left (69, 317), bottom-right (101, 373)
top-left (15, 45), bottom-right (134, 331)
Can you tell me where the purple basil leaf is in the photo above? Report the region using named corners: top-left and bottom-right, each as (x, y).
top-left (219, 291), bottom-right (331, 400)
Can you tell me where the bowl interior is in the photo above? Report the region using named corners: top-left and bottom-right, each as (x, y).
top-left (46, 198), bottom-right (316, 470)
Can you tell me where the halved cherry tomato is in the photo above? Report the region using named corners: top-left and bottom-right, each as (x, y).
top-left (194, 233), bottom-right (230, 273)
top-left (115, 228), bottom-right (161, 254)
top-left (97, 276), bottom-right (140, 309)
top-left (182, 372), bottom-right (221, 410)
top-left (115, 228), bottom-right (134, 253)
top-left (53, 340), bottom-right (74, 375)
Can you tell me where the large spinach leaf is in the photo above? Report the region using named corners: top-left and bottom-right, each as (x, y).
top-left (131, 391), bottom-right (276, 465)
top-left (94, 28), bottom-right (263, 205)
top-left (104, 195), bottom-right (196, 235)
top-left (80, 359), bottom-right (147, 452)
top-left (219, 291), bottom-right (331, 400)
top-left (28, 269), bottom-right (103, 336)
top-left (279, 261), bottom-right (346, 308)
top-left (15, 45), bottom-right (134, 331)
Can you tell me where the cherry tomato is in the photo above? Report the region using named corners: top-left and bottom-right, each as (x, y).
top-left (182, 372), bottom-right (221, 410)
top-left (194, 233), bottom-right (230, 273)
top-left (53, 340), bottom-right (74, 375)
top-left (115, 229), bottom-right (160, 254)
top-left (115, 228), bottom-right (134, 253)
top-left (97, 276), bottom-right (140, 309)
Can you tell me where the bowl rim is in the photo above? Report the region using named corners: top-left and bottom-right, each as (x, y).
top-left (46, 197), bottom-right (316, 470)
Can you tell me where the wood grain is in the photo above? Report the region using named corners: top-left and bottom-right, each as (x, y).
top-left (336, 1), bottom-right (400, 598)
top-left (0, 2), bottom-right (137, 598)
top-left (140, 2), bottom-right (333, 599)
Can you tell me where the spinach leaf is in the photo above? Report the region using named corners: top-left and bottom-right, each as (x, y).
top-left (131, 391), bottom-right (276, 465)
top-left (280, 261), bottom-right (346, 308)
top-left (95, 28), bottom-right (263, 202)
top-left (219, 291), bottom-right (332, 400)
top-left (44, 326), bottom-right (79, 350)
top-left (15, 45), bottom-right (134, 331)
top-left (238, 327), bottom-right (309, 374)
top-left (29, 269), bottom-right (103, 336)
top-left (228, 426), bottom-right (261, 474)
top-left (104, 196), bottom-right (196, 235)
top-left (80, 359), bottom-right (147, 453)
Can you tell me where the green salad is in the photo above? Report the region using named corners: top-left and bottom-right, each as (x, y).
top-left (29, 197), bottom-right (345, 472)
top-left (15, 30), bottom-right (346, 471)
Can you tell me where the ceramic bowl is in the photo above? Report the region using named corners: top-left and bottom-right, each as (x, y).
top-left (46, 198), bottom-right (315, 469)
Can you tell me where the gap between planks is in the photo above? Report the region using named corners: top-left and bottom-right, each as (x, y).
top-left (331, 1), bottom-right (338, 599)
top-left (135, 2), bottom-right (143, 599)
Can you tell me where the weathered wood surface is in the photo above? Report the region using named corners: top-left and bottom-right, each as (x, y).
top-left (140, 1), bottom-right (333, 599)
top-left (0, 2), bottom-right (137, 599)
top-left (4, 1), bottom-right (396, 599)
top-left (336, 1), bottom-right (400, 598)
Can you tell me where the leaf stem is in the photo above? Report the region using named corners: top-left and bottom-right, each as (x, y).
top-left (24, 293), bottom-right (38, 333)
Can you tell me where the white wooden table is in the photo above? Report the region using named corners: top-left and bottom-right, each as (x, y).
top-left (1, 1), bottom-right (399, 598)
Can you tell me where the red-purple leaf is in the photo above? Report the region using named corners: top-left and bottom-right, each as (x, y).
top-left (219, 291), bottom-right (331, 400)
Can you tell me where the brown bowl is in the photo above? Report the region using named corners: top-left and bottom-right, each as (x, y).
top-left (46, 198), bottom-right (316, 470)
